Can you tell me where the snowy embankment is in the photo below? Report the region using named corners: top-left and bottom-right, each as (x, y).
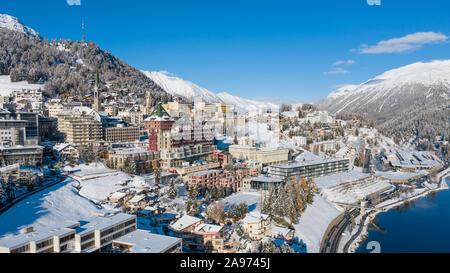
top-left (293, 195), bottom-right (343, 253)
top-left (0, 179), bottom-right (104, 237)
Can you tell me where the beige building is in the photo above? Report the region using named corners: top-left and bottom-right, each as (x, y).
top-left (240, 212), bottom-right (271, 241)
top-left (103, 126), bottom-right (140, 143)
top-left (0, 227), bottom-right (76, 253)
top-left (229, 145), bottom-right (289, 165)
top-left (57, 107), bottom-right (102, 149)
top-left (107, 147), bottom-right (159, 174)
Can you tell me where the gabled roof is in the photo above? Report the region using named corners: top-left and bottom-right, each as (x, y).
top-left (149, 103), bottom-right (171, 118)
top-left (170, 214), bottom-right (203, 231)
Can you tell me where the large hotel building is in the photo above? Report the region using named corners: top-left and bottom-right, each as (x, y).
top-left (268, 158), bottom-right (350, 181)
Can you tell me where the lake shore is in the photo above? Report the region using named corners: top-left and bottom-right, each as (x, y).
top-left (344, 167), bottom-right (450, 253)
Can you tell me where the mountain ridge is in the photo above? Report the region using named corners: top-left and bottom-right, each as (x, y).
top-left (143, 70), bottom-right (280, 112)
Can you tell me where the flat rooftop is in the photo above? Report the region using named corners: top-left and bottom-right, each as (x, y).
top-left (0, 227), bottom-right (74, 249)
top-left (113, 229), bottom-right (181, 253)
top-left (76, 213), bottom-right (136, 235)
top-left (271, 158), bottom-right (349, 169)
top-left (251, 176), bottom-right (283, 183)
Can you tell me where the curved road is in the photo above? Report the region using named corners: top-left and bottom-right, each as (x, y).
top-left (320, 208), bottom-right (359, 253)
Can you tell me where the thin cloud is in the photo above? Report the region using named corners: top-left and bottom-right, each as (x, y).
top-left (324, 68), bottom-right (350, 75)
top-left (333, 60), bottom-right (355, 66)
top-left (67, 0), bottom-right (81, 6)
top-left (359, 32), bottom-right (448, 54)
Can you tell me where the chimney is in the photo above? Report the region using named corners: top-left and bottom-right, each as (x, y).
top-left (21, 227), bottom-right (35, 234)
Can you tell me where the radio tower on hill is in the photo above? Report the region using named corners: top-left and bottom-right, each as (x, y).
top-left (81, 18), bottom-right (86, 43)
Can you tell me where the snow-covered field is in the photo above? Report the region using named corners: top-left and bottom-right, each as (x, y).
top-left (293, 195), bottom-right (343, 253)
top-left (66, 163), bottom-right (148, 203)
top-left (64, 163), bottom-right (121, 181)
top-left (0, 75), bottom-right (44, 97)
top-left (0, 179), bottom-right (104, 237)
top-left (222, 192), bottom-right (262, 212)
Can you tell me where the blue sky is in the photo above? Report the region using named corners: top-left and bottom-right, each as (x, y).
top-left (2, 0), bottom-right (450, 103)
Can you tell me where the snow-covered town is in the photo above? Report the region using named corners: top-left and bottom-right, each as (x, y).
top-left (1, 1), bottom-right (450, 258)
top-left (0, 72), bottom-right (448, 253)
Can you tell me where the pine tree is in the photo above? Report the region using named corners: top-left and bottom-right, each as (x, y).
top-left (167, 179), bottom-right (178, 199)
top-left (154, 166), bottom-right (161, 187)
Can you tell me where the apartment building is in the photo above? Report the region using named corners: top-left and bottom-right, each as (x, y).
top-left (0, 119), bottom-right (26, 146)
top-left (107, 147), bottom-right (159, 174)
top-left (174, 161), bottom-right (221, 176)
top-left (0, 110), bottom-right (39, 145)
top-left (111, 229), bottom-right (182, 253)
top-left (160, 144), bottom-right (217, 170)
top-left (0, 145), bottom-right (43, 166)
top-left (185, 170), bottom-right (222, 189)
top-left (0, 212), bottom-right (182, 253)
top-left (0, 227), bottom-right (76, 253)
top-left (240, 212), bottom-right (271, 241)
top-left (12, 89), bottom-right (43, 113)
top-left (73, 213), bottom-right (137, 253)
top-left (192, 223), bottom-right (226, 253)
top-left (103, 126), bottom-right (140, 143)
top-left (57, 107), bottom-right (102, 149)
top-left (268, 158), bottom-right (350, 181)
top-left (228, 145), bottom-right (289, 165)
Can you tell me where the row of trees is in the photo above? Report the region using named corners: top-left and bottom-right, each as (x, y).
top-left (262, 178), bottom-right (316, 225)
top-left (207, 201), bottom-right (248, 224)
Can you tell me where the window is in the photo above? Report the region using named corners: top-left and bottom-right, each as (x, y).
top-left (11, 244), bottom-right (30, 253)
top-left (36, 238), bottom-right (53, 250)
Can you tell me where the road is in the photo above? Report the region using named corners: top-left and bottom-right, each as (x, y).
top-left (320, 208), bottom-right (359, 253)
top-left (343, 213), bottom-right (368, 253)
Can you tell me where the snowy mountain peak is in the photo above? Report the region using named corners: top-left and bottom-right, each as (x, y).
top-left (328, 60), bottom-right (450, 99)
top-left (142, 70), bottom-right (279, 112)
top-left (317, 59), bottom-right (450, 120)
top-left (0, 14), bottom-right (39, 37)
top-left (142, 71), bottom-right (221, 104)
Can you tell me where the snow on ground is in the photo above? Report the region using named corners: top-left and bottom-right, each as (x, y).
top-left (0, 179), bottom-right (104, 237)
top-left (67, 163), bottom-right (147, 204)
top-left (78, 173), bottom-right (147, 204)
top-left (64, 163), bottom-right (120, 181)
top-left (293, 195), bottom-right (343, 253)
top-left (0, 75), bottom-right (44, 96)
top-left (222, 192), bottom-right (262, 212)
top-left (247, 121), bottom-right (280, 148)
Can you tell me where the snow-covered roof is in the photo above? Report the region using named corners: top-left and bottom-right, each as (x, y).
top-left (251, 176), bottom-right (283, 183)
top-left (0, 227), bottom-right (74, 249)
top-left (109, 192), bottom-right (127, 200)
top-left (314, 171), bottom-right (371, 189)
top-left (170, 214), bottom-right (203, 231)
top-left (374, 171), bottom-right (425, 181)
top-left (269, 226), bottom-right (293, 238)
top-left (54, 143), bottom-right (76, 152)
top-left (128, 194), bottom-right (146, 204)
top-left (242, 212), bottom-right (270, 224)
top-left (76, 213), bottom-right (136, 235)
top-left (113, 229), bottom-right (181, 253)
top-left (193, 223), bottom-right (223, 234)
